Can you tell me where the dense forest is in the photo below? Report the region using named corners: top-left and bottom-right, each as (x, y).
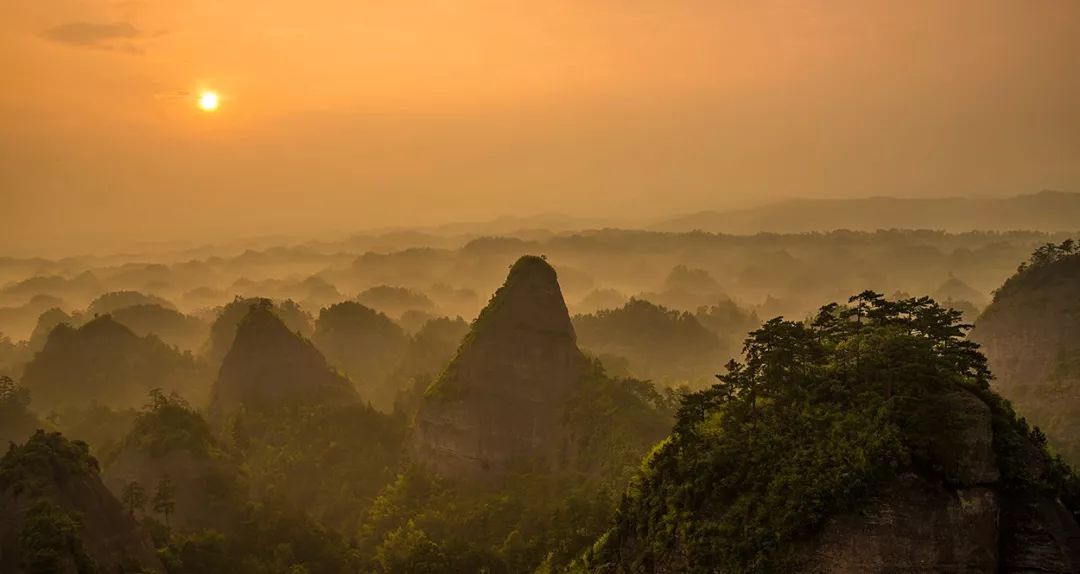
top-left (1, 236), bottom-right (1079, 572)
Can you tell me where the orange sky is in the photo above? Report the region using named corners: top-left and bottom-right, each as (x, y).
top-left (2, 0), bottom-right (1079, 254)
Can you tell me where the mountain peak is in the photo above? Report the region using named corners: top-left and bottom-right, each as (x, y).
top-left (414, 255), bottom-right (585, 479)
top-left (209, 303), bottom-right (357, 418)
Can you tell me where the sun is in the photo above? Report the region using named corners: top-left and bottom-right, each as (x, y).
top-left (197, 90), bottom-right (220, 112)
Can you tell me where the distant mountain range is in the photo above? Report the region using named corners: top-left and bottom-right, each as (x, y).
top-left (652, 191), bottom-right (1080, 233)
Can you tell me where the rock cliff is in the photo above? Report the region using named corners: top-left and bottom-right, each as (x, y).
top-left (583, 292), bottom-right (1080, 573)
top-left (413, 255), bottom-right (587, 479)
top-left (971, 247), bottom-right (1080, 465)
top-left (801, 386), bottom-right (1073, 574)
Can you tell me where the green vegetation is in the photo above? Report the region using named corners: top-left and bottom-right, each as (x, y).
top-left (991, 238), bottom-right (1079, 305)
top-left (22, 316), bottom-right (209, 411)
top-left (118, 390), bottom-right (219, 458)
top-left (584, 291), bottom-right (1079, 572)
top-left (231, 402), bottom-right (407, 532)
top-left (202, 297), bottom-right (313, 367)
top-left (357, 285), bottom-right (437, 317)
top-left (312, 301), bottom-right (410, 409)
top-left (0, 430), bottom-right (99, 496)
top-left (156, 502), bottom-right (356, 574)
top-left (971, 238), bottom-right (1080, 465)
top-left (153, 475), bottom-right (177, 524)
top-left (574, 298), bottom-right (725, 388)
top-left (357, 467), bottom-right (617, 572)
top-left (109, 304), bottom-right (207, 353)
top-left (88, 291), bottom-right (175, 316)
top-left (121, 481), bottom-right (146, 516)
top-left (370, 363), bottom-right (674, 572)
top-left (423, 255), bottom-right (559, 402)
top-left (0, 375), bottom-right (39, 445)
top-left (210, 304), bottom-right (357, 417)
top-left (18, 499), bottom-right (95, 574)
top-left (5, 234), bottom-right (1080, 573)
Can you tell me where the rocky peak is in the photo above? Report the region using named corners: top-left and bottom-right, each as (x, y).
top-left (209, 302), bottom-right (357, 419)
top-left (414, 255), bottom-right (586, 479)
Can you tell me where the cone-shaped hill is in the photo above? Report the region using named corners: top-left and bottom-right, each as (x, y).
top-left (22, 315), bottom-right (208, 411)
top-left (414, 255), bottom-right (588, 479)
top-left (0, 430), bottom-right (163, 573)
top-left (208, 301), bottom-right (357, 419)
top-left (102, 391), bottom-right (245, 532)
top-left (972, 239), bottom-right (1080, 465)
top-left (202, 297), bottom-right (313, 368)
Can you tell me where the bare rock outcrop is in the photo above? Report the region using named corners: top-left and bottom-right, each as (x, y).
top-left (971, 251), bottom-right (1080, 465)
top-left (413, 255), bottom-right (586, 479)
top-left (809, 387), bottom-right (1078, 573)
top-left (809, 475), bottom-right (998, 572)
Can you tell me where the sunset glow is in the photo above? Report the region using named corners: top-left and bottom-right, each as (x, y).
top-left (197, 90), bottom-right (219, 112)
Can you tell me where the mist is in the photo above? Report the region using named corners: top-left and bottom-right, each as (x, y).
top-left (4, 2), bottom-right (1080, 573)
top-left (4, 0), bottom-right (1080, 255)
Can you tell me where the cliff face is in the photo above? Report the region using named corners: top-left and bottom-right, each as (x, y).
top-left (807, 475), bottom-right (999, 573)
top-left (806, 388), bottom-right (1080, 573)
top-left (585, 293), bottom-right (1080, 574)
top-left (0, 431), bottom-right (163, 574)
top-left (208, 303), bottom-right (357, 419)
top-left (971, 252), bottom-right (1080, 465)
top-left (413, 256), bottom-right (586, 479)
top-left (599, 386), bottom-right (1080, 574)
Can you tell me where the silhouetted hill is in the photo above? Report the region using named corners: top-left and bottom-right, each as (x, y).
top-left (202, 297), bottom-right (313, 367)
top-left (573, 298), bottom-right (725, 386)
top-left (654, 191), bottom-right (1080, 233)
top-left (312, 301), bottom-right (410, 410)
top-left (414, 255), bottom-right (588, 479)
top-left (109, 303), bottom-right (207, 352)
top-left (0, 431), bottom-right (162, 573)
top-left (356, 285), bottom-right (436, 318)
top-left (22, 315), bottom-right (208, 411)
top-left (209, 302), bottom-right (357, 418)
top-left (972, 240), bottom-right (1080, 465)
top-left (87, 290), bottom-right (176, 316)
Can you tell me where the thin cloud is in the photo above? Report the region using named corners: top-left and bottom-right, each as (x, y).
top-left (40, 21), bottom-right (149, 54)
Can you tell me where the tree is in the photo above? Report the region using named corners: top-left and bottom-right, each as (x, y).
top-left (153, 475), bottom-right (176, 524)
top-left (121, 481), bottom-right (145, 516)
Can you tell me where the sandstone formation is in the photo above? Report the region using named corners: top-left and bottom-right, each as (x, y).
top-left (413, 255), bottom-right (587, 479)
top-left (971, 251), bottom-right (1080, 465)
top-left (208, 301), bottom-right (357, 419)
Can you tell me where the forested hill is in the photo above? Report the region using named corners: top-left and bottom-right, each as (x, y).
top-left (583, 292), bottom-right (1080, 573)
top-left (654, 191), bottom-right (1080, 233)
top-left (972, 240), bottom-right (1080, 465)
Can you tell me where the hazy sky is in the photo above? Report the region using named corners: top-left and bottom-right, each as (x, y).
top-left (2, 0), bottom-right (1079, 254)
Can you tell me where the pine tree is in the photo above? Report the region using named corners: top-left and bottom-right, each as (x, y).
top-left (153, 475), bottom-right (176, 524)
top-left (120, 481), bottom-right (145, 516)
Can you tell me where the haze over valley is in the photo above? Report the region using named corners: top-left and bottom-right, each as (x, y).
top-left (3, 2), bottom-right (1080, 572)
